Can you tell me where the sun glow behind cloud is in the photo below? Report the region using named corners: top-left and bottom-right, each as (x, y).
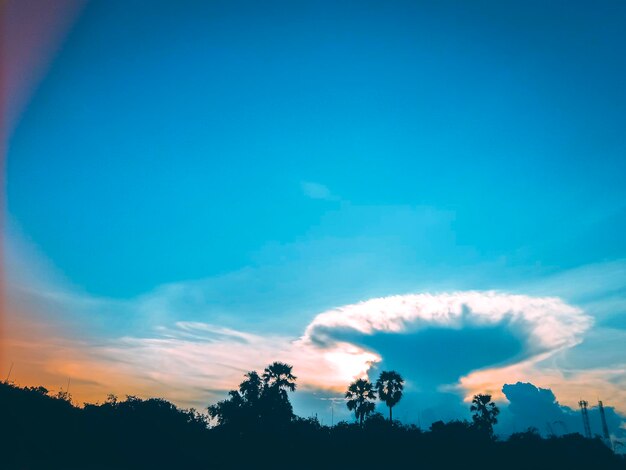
top-left (3, 267), bottom-right (601, 412)
top-left (2, 217), bottom-right (623, 418)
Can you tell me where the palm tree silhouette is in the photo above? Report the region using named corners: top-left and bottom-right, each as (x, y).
top-left (470, 393), bottom-right (500, 438)
top-left (262, 362), bottom-right (297, 396)
top-left (345, 378), bottom-right (377, 426)
top-left (375, 370), bottom-right (404, 422)
top-left (261, 362), bottom-right (297, 427)
top-left (239, 371), bottom-right (263, 403)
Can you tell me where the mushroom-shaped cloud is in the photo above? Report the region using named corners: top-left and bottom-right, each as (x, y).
top-left (297, 291), bottom-right (592, 391)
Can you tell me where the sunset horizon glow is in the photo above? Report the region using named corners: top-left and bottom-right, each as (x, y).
top-left (2, 0), bottom-right (625, 440)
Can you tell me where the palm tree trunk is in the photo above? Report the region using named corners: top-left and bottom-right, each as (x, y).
top-left (389, 406), bottom-right (392, 422)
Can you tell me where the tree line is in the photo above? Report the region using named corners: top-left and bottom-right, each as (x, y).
top-left (209, 362), bottom-right (500, 437)
top-left (1, 363), bottom-right (624, 469)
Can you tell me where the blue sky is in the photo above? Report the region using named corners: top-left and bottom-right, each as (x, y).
top-left (4, 0), bottom-right (626, 436)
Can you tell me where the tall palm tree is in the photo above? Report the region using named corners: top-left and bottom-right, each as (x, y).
top-left (470, 393), bottom-right (500, 438)
top-left (375, 370), bottom-right (404, 422)
top-left (262, 362), bottom-right (297, 395)
top-left (345, 378), bottom-right (377, 426)
top-left (261, 362), bottom-right (297, 426)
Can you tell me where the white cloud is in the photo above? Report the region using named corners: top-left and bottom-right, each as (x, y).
top-left (302, 291), bottom-right (591, 356)
top-left (300, 181), bottom-right (336, 200)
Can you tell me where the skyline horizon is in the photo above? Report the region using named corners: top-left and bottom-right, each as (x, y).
top-left (2, 0), bottom-right (625, 445)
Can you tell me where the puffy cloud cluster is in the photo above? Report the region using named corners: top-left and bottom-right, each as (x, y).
top-left (499, 382), bottom-right (625, 440)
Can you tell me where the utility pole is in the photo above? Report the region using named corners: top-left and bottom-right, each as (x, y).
top-left (4, 362), bottom-right (13, 383)
top-left (579, 400), bottom-right (592, 439)
top-left (598, 400), bottom-right (613, 450)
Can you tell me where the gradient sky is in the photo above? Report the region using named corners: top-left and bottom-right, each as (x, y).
top-left (3, 0), bottom-right (626, 436)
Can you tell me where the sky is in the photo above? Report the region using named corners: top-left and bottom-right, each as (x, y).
top-left (2, 0), bottom-right (626, 439)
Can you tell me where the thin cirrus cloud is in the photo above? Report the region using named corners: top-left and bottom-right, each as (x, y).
top-left (300, 181), bottom-right (337, 201)
top-left (2, 319), bottom-right (380, 408)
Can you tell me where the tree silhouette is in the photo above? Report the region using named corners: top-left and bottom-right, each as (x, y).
top-left (208, 390), bottom-right (245, 426)
top-left (375, 370), bottom-right (404, 422)
top-left (470, 393), bottom-right (500, 438)
top-left (209, 363), bottom-right (298, 430)
top-left (262, 362), bottom-right (297, 395)
top-left (345, 378), bottom-right (377, 426)
top-left (239, 371), bottom-right (263, 404)
top-left (261, 362), bottom-right (297, 427)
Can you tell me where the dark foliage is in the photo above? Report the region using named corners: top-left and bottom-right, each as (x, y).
top-left (208, 362), bottom-right (296, 432)
top-left (375, 370), bottom-right (404, 421)
top-left (345, 377), bottom-right (377, 425)
top-left (1, 379), bottom-right (624, 470)
top-left (470, 393), bottom-right (500, 438)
